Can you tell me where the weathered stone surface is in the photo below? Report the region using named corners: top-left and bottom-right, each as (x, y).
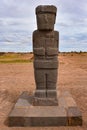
top-left (58, 91), bottom-right (83, 126)
top-left (47, 48), bottom-right (58, 56)
top-left (59, 97), bottom-right (77, 109)
top-left (33, 30), bottom-right (59, 49)
top-left (34, 97), bottom-right (58, 106)
top-left (34, 90), bottom-right (46, 98)
top-left (34, 60), bottom-right (58, 68)
top-left (47, 90), bottom-right (57, 98)
top-left (36, 5), bottom-right (57, 14)
top-left (34, 69), bottom-right (58, 92)
top-left (33, 48), bottom-right (45, 56)
top-left (33, 47), bottom-right (58, 56)
top-left (33, 27), bottom-right (59, 102)
top-left (67, 107), bottom-right (82, 126)
top-left (58, 91), bottom-right (72, 98)
top-left (8, 91), bottom-right (82, 126)
top-left (34, 89), bottom-right (58, 106)
top-left (15, 91), bottom-right (34, 106)
top-left (36, 5), bottom-right (57, 30)
top-left (8, 92), bottom-right (67, 126)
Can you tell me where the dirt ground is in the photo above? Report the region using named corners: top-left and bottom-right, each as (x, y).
top-left (0, 52), bottom-right (87, 130)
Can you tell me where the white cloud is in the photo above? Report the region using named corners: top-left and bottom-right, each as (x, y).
top-left (0, 0), bottom-right (87, 52)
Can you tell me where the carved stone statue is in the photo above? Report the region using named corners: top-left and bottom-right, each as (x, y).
top-left (33, 5), bottom-right (59, 105)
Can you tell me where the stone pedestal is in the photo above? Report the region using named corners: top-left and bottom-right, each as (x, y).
top-left (8, 91), bottom-right (82, 126)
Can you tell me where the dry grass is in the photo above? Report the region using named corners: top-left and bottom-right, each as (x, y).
top-left (0, 52), bottom-right (33, 63)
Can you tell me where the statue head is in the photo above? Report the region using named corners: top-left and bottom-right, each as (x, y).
top-left (36, 5), bottom-right (57, 30)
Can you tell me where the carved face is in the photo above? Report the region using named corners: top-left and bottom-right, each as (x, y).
top-left (36, 13), bottom-right (56, 30)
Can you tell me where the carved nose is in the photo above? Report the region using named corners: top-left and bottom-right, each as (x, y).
top-left (44, 15), bottom-right (48, 23)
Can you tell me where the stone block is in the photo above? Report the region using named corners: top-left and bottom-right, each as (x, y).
top-left (34, 90), bottom-right (46, 98)
top-left (59, 97), bottom-right (76, 109)
top-left (65, 97), bottom-right (77, 108)
top-left (15, 98), bottom-right (30, 107)
top-left (9, 105), bottom-right (67, 126)
top-left (67, 107), bottom-right (82, 126)
top-left (9, 116), bottom-right (26, 126)
top-left (58, 91), bottom-right (77, 109)
top-left (47, 90), bottom-right (57, 98)
top-left (34, 97), bottom-right (58, 106)
top-left (59, 91), bottom-right (72, 98)
top-left (8, 91), bottom-right (82, 126)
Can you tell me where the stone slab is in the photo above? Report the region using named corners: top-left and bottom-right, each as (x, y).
top-left (8, 91), bottom-right (82, 127)
top-left (34, 97), bottom-right (58, 106)
top-left (9, 106), bottom-right (67, 126)
top-left (58, 97), bottom-right (77, 109)
top-left (58, 91), bottom-right (82, 126)
top-left (67, 107), bottom-right (82, 126)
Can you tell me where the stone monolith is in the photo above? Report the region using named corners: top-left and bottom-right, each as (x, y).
top-left (33, 5), bottom-right (59, 105)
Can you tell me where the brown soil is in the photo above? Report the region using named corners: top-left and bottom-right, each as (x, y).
top-left (0, 52), bottom-right (87, 130)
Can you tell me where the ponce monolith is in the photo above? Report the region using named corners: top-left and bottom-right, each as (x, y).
top-left (33, 5), bottom-right (59, 105)
top-left (8, 5), bottom-right (82, 127)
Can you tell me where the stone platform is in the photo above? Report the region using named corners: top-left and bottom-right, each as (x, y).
top-left (8, 91), bottom-right (82, 126)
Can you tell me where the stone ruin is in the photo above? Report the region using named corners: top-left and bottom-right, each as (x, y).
top-left (8, 5), bottom-right (82, 127)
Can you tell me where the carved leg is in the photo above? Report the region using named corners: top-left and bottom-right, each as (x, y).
top-left (46, 69), bottom-right (58, 98)
top-left (34, 69), bottom-right (46, 98)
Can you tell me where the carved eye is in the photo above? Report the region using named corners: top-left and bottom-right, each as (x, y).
top-left (37, 13), bottom-right (55, 24)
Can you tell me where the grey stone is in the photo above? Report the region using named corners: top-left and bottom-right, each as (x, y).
top-left (34, 69), bottom-right (58, 99)
top-left (59, 97), bottom-right (77, 109)
top-left (58, 91), bottom-right (73, 98)
top-left (15, 98), bottom-right (31, 107)
top-left (34, 97), bottom-right (58, 106)
top-left (34, 90), bottom-right (58, 106)
top-left (35, 5), bottom-right (57, 30)
top-left (34, 90), bottom-right (46, 98)
top-left (67, 107), bottom-right (82, 126)
top-left (34, 60), bottom-right (58, 68)
top-left (8, 93), bottom-right (67, 126)
top-left (33, 48), bottom-right (45, 56)
top-left (33, 6), bottom-right (59, 103)
top-left (47, 48), bottom-right (58, 56)
top-left (36, 5), bottom-right (57, 15)
top-left (8, 91), bottom-right (82, 126)
top-left (33, 30), bottom-right (59, 49)
top-left (47, 89), bottom-right (57, 98)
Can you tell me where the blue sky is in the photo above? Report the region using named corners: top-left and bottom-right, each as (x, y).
top-left (0, 0), bottom-right (87, 52)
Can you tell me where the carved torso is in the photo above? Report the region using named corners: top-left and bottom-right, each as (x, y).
top-left (33, 30), bottom-right (59, 69)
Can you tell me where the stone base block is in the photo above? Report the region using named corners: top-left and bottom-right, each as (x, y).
top-left (34, 97), bottom-right (58, 106)
top-left (34, 90), bottom-right (46, 98)
top-left (68, 107), bottom-right (82, 126)
top-left (34, 89), bottom-right (58, 106)
top-left (9, 106), bottom-right (67, 126)
top-left (8, 91), bottom-right (82, 126)
top-left (47, 90), bottom-right (57, 98)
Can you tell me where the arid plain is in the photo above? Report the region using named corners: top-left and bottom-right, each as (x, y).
top-left (0, 52), bottom-right (87, 130)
